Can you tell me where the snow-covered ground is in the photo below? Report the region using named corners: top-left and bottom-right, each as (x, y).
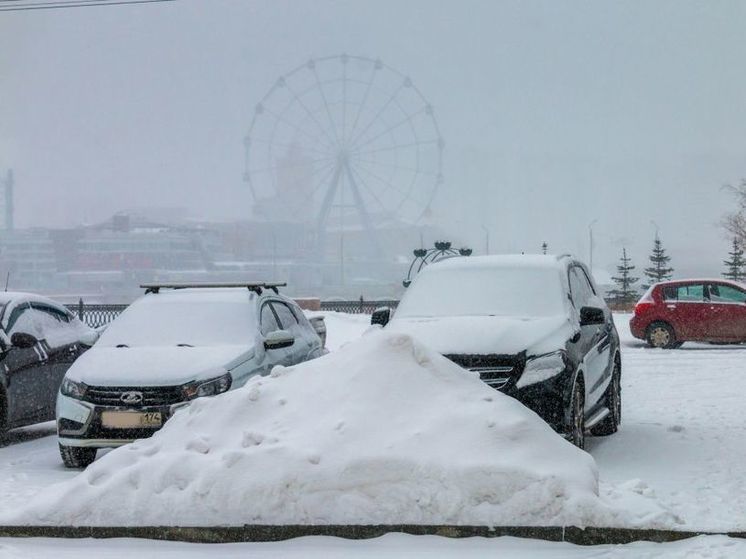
top-left (1, 534), bottom-right (745, 559)
top-left (10, 328), bottom-right (674, 527)
top-left (1, 312), bottom-right (745, 554)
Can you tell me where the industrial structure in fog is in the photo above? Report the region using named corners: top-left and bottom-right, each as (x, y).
top-left (0, 56), bottom-right (450, 302)
top-left (0, 209), bottom-right (448, 302)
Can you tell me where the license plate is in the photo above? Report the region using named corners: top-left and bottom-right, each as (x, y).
top-left (101, 411), bottom-right (162, 429)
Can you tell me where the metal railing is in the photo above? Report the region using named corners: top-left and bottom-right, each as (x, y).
top-left (319, 298), bottom-right (399, 315)
top-left (67, 299), bottom-right (400, 328)
top-left (66, 302), bottom-right (128, 329)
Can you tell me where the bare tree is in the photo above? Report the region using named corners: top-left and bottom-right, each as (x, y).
top-left (722, 180), bottom-right (746, 246)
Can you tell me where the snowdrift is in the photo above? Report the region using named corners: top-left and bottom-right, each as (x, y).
top-left (11, 330), bottom-right (673, 527)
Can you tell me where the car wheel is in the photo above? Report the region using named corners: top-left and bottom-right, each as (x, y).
top-left (646, 322), bottom-right (677, 349)
top-left (569, 381), bottom-right (585, 450)
top-left (591, 361), bottom-right (621, 436)
top-left (59, 444), bottom-right (97, 469)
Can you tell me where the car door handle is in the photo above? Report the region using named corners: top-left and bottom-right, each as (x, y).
top-left (667, 305), bottom-right (676, 309)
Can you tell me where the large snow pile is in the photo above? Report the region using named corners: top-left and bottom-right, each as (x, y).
top-left (11, 330), bottom-right (672, 527)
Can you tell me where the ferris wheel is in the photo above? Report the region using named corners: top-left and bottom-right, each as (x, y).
top-left (243, 54), bottom-right (443, 252)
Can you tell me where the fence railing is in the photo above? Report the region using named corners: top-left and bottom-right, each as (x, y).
top-left (65, 303), bottom-right (128, 329)
top-left (67, 299), bottom-right (400, 328)
top-left (319, 299), bottom-right (399, 315)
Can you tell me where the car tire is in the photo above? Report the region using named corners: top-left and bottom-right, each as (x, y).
top-left (59, 444), bottom-right (97, 469)
top-left (646, 321), bottom-right (677, 349)
top-left (569, 380), bottom-right (585, 450)
top-left (591, 360), bottom-right (621, 436)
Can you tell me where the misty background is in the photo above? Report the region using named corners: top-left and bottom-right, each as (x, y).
top-left (2, 0), bottom-right (745, 285)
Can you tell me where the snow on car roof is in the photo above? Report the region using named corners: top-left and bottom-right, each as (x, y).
top-left (137, 287), bottom-right (258, 304)
top-left (0, 291), bottom-right (69, 307)
top-left (652, 278), bottom-right (746, 288)
top-left (424, 254), bottom-right (572, 273)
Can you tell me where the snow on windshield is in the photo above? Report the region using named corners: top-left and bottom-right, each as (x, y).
top-left (97, 291), bottom-right (256, 348)
top-left (396, 265), bottom-right (566, 318)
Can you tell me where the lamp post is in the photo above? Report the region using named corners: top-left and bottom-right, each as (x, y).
top-left (650, 220), bottom-right (660, 240)
top-left (588, 219), bottom-right (598, 270)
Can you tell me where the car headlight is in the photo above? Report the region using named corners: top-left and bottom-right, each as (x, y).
top-left (182, 373), bottom-right (232, 401)
top-left (60, 378), bottom-right (88, 400)
top-left (516, 350), bottom-right (567, 389)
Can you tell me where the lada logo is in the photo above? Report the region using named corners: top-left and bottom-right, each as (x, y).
top-left (120, 391), bottom-right (143, 405)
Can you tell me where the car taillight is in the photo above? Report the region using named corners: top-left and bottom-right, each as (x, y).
top-left (634, 302), bottom-right (655, 316)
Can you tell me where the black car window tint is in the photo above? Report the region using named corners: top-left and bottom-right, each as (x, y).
top-left (662, 286), bottom-right (678, 301)
top-left (259, 303), bottom-right (280, 336)
top-left (710, 284), bottom-right (746, 303)
top-left (271, 302), bottom-right (299, 330)
top-left (677, 284), bottom-right (704, 302)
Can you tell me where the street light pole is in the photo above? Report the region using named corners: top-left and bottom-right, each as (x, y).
top-left (588, 219), bottom-right (598, 270)
top-left (650, 220), bottom-right (660, 240)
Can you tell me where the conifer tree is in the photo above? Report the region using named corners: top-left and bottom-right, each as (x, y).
top-left (723, 237), bottom-right (745, 282)
top-left (609, 248), bottom-right (639, 303)
top-left (643, 236), bottom-right (673, 288)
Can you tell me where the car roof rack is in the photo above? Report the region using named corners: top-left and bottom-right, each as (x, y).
top-left (140, 282), bottom-right (287, 295)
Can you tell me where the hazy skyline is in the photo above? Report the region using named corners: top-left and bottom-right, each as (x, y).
top-left (2, 0), bottom-right (746, 276)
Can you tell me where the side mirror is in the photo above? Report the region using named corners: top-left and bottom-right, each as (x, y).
top-left (579, 306), bottom-right (605, 326)
top-left (79, 330), bottom-right (99, 348)
top-left (371, 307), bottom-right (391, 327)
top-left (264, 329), bottom-right (295, 350)
top-left (11, 332), bottom-right (38, 349)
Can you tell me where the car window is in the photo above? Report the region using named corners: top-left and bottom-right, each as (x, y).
top-left (259, 303), bottom-right (280, 336)
top-left (708, 284), bottom-right (746, 304)
top-left (6, 303), bottom-right (31, 334)
top-left (569, 267), bottom-right (594, 308)
top-left (664, 284), bottom-right (705, 302)
top-left (31, 303), bottom-right (71, 323)
top-left (271, 302), bottom-right (299, 330)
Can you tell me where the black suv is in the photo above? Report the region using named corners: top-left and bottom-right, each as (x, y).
top-left (373, 254), bottom-right (621, 449)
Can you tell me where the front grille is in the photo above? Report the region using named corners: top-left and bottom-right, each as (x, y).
top-left (443, 353), bottom-right (525, 392)
top-left (83, 385), bottom-right (184, 407)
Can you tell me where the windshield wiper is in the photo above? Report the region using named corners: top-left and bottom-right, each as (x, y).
top-left (115, 344), bottom-right (129, 348)
top-left (177, 343), bottom-right (194, 347)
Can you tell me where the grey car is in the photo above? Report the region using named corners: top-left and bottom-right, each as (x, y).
top-left (56, 283), bottom-right (325, 468)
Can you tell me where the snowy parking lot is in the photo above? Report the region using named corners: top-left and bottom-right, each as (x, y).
top-left (0, 312), bottom-right (745, 555)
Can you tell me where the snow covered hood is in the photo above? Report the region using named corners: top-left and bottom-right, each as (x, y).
top-left (386, 314), bottom-right (574, 356)
top-left (65, 344), bottom-right (252, 386)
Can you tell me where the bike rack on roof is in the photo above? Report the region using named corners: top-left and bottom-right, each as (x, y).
top-left (140, 282), bottom-right (287, 295)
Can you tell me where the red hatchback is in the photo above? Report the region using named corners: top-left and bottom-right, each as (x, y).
top-left (630, 279), bottom-right (746, 348)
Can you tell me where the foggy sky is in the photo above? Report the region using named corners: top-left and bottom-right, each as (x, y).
top-left (2, 0), bottom-right (746, 276)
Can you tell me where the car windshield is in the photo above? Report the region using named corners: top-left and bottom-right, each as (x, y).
top-left (395, 266), bottom-right (566, 318)
top-left (97, 294), bottom-right (256, 348)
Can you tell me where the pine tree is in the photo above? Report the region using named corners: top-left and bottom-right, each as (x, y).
top-left (643, 236), bottom-right (674, 288)
top-left (723, 237), bottom-right (745, 282)
top-left (609, 248), bottom-right (639, 304)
